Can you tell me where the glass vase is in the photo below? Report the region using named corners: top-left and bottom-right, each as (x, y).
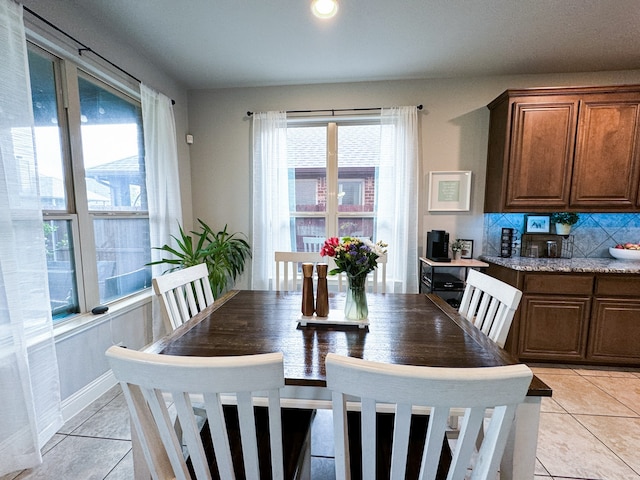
top-left (345, 274), bottom-right (368, 320)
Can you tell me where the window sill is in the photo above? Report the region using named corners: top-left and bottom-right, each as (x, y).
top-left (53, 289), bottom-right (153, 342)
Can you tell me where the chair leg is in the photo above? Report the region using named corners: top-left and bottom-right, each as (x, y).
top-left (174, 406), bottom-right (207, 447)
top-left (475, 417), bottom-right (486, 452)
top-left (449, 413), bottom-right (484, 450)
top-left (295, 412), bottom-right (314, 480)
top-left (174, 416), bottom-right (184, 445)
top-left (448, 414), bottom-right (459, 430)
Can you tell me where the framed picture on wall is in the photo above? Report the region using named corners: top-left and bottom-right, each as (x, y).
top-left (427, 171), bottom-right (472, 211)
top-left (459, 239), bottom-right (473, 259)
top-left (524, 215), bottom-right (551, 234)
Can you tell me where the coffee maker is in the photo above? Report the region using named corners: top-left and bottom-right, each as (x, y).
top-left (426, 230), bottom-right (451, 262)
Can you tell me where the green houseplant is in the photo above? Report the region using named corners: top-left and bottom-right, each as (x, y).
top-left (149, 219), bottom-right (251, 297)
top-left (450, 239), bottom-right (464, 259)
top-left (550, 212), bottom-right (579, 235)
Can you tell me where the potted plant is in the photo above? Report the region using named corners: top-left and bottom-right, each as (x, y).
top-left (450, 239), bottom-right (464, 260)
top-left (149, 219), bottom-right (252, 297)
top-left (550, 212), bottom-right (580, 235)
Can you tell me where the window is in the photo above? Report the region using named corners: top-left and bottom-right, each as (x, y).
top-left (253, 107), bottom-right (418, 293)
top-left (287, 121), bottom-right (380, 251)
top-left (28, 44), bottom-right (151, 321)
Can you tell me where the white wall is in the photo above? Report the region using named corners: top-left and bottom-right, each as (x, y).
top-left (188, 69), bottom-right (640, 288)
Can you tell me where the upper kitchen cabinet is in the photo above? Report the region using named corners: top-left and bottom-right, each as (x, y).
top-left (572, 93), bottom-right (640, 208)
top-left (484, 86), bottom-right (640, 213)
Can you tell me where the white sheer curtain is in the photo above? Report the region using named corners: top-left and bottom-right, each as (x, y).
top-left (141, 83), bottom-right (182, 338)
top-left (0, 0), bottom-right (63, 474)
top-left (377, 106), bottom-right (419, 293)
top-left (251, 111), bottom-right (290, 290)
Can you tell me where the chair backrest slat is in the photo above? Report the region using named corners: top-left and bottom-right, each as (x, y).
top-left (302, 236), bottom-right (325, 252)
top-left (152, 263), bottom-right (214, 331)
top-left (274, 252), bottom-right (324, 291)
top-left (458, 269), bottom-right (522, 348)
top-left (337, 253), bottom-right (387, 294)
top-left (274, 251), bottom-right (387, 293)
top-left (107, 346), bottom-right (287, 480)
top-left (325, 353), bottom-right (532, 480)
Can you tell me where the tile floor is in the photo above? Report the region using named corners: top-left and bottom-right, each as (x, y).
top-left (3, 363), bottom-right (640, 480)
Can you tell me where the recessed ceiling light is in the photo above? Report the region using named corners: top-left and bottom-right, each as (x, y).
top-left (311, 0), bottom-right (339, 19)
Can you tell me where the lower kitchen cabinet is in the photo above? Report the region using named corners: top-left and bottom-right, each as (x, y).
top-left (587, 274), bottom-right (640, 364)
top-left (519, 295), bottom-right (591, 361)
top-left (487, 263), bottom-right (640, 366)
top-left (589, 298), bottom-right (640, 363)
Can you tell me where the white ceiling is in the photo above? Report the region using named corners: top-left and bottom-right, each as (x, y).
top-left (68, 0), bottom-right (640, 90)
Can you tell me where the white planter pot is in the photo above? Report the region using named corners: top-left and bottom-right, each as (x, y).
top-left (555, 223), bottom-right (572, 235)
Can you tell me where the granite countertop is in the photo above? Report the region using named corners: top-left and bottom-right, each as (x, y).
top-left (479, 255), bottom-right (640, 274)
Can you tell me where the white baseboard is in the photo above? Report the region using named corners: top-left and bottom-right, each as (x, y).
top-left (61, 370), bottom-right (118, 422)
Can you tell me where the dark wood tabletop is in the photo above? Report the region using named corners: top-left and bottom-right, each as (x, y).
top-left (146, 290), bottom-right (551, 397)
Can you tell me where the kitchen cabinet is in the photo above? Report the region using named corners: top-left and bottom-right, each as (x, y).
top-left (588, 276), bottom-right (640, 363)
top-left (518, 274), bottom-right (593, 362)
top-left (484, 85), bottom-right (640, 213)
top-left (486, 263), bottom-right (640, 366)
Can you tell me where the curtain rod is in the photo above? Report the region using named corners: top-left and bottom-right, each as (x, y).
top-left (246, 104), bottom-right (423, 117)
top-left (23, 6), bottom-right (176, 106)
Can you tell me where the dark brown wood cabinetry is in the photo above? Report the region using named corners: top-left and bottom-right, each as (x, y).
top-left (588, 276), bottom-right (640, 363)
top-left (487, 263), bottom-right (640, 366)
top-left (485, 85), bottom-right (640, 213)
top-left (518, 273), bottom-right (592, 362)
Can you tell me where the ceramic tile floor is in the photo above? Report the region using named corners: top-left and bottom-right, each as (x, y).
top-left (3, 363), bottom-right (640, 480)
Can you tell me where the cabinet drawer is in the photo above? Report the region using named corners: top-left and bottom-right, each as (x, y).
top-left (524, 273), bottom-right (593, 295)
top-left (595, 275), bottom-right (640, 296)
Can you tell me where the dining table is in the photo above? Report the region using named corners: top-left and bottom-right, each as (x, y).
top-left (138, 289), bottom-right (551, 480)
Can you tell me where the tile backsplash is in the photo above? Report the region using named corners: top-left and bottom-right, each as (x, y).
top-left (483, 213), bottom-right (640, 258)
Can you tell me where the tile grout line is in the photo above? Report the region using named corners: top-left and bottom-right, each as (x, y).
top-left (533, 368), bottom-right (640, 480)
top-left (570, 411), bottom-right (640, 478)
top-left (580, 373), bottom-right (640, 418)
top-left (101, 446), bottom-right (133, 480)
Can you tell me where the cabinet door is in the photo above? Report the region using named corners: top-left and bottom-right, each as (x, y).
top-left (571, 96), bottom-right (640, 209)
top-left (518, 295), bottom-right (591, 361)
top-left (588, 298), bottom-right (640, 364)
top-left (505, 99), bottom-right (579, 209)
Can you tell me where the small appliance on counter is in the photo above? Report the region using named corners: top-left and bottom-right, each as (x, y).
top-left (500, 228), bottom-right (516, 258)
top-left (426, 230), bottom-right (450, 262)
top-left (431, 272), bottom-right (465, 290)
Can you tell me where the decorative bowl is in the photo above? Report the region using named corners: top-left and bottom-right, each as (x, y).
top-left (609, 247), bottom-right (640, 260)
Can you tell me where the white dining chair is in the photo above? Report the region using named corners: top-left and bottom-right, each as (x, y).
top-left (274, 251), bottom-right (385, 293)
top-left (302, 236), bottom-right (325, 252)
top-left (106, 346), bottom-right (314, 480)
top-left (335, 253), bottom-right (387, 294)
top-left (274, 251), bottom-right (324, 291)
top-left (451, 269), bottom-right (523, 432)
top-left (325, 353), bottom-right (532, 480)
top-left (458, 269), bottom-right (523, 348)
top-left (152, 263), bottom-right (214, 332)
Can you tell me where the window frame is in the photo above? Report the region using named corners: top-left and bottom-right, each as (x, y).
top-left (27, 38), bottom-right (150, 323)
top-left (42, 213), bottom-right (85, 316)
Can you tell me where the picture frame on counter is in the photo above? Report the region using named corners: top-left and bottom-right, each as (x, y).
top-left (427, 170), bottom-right (472, 212)
top-left (524, 214), bottom-right (551, 234)
top-left (459, 239), bottom-right (473, 259)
